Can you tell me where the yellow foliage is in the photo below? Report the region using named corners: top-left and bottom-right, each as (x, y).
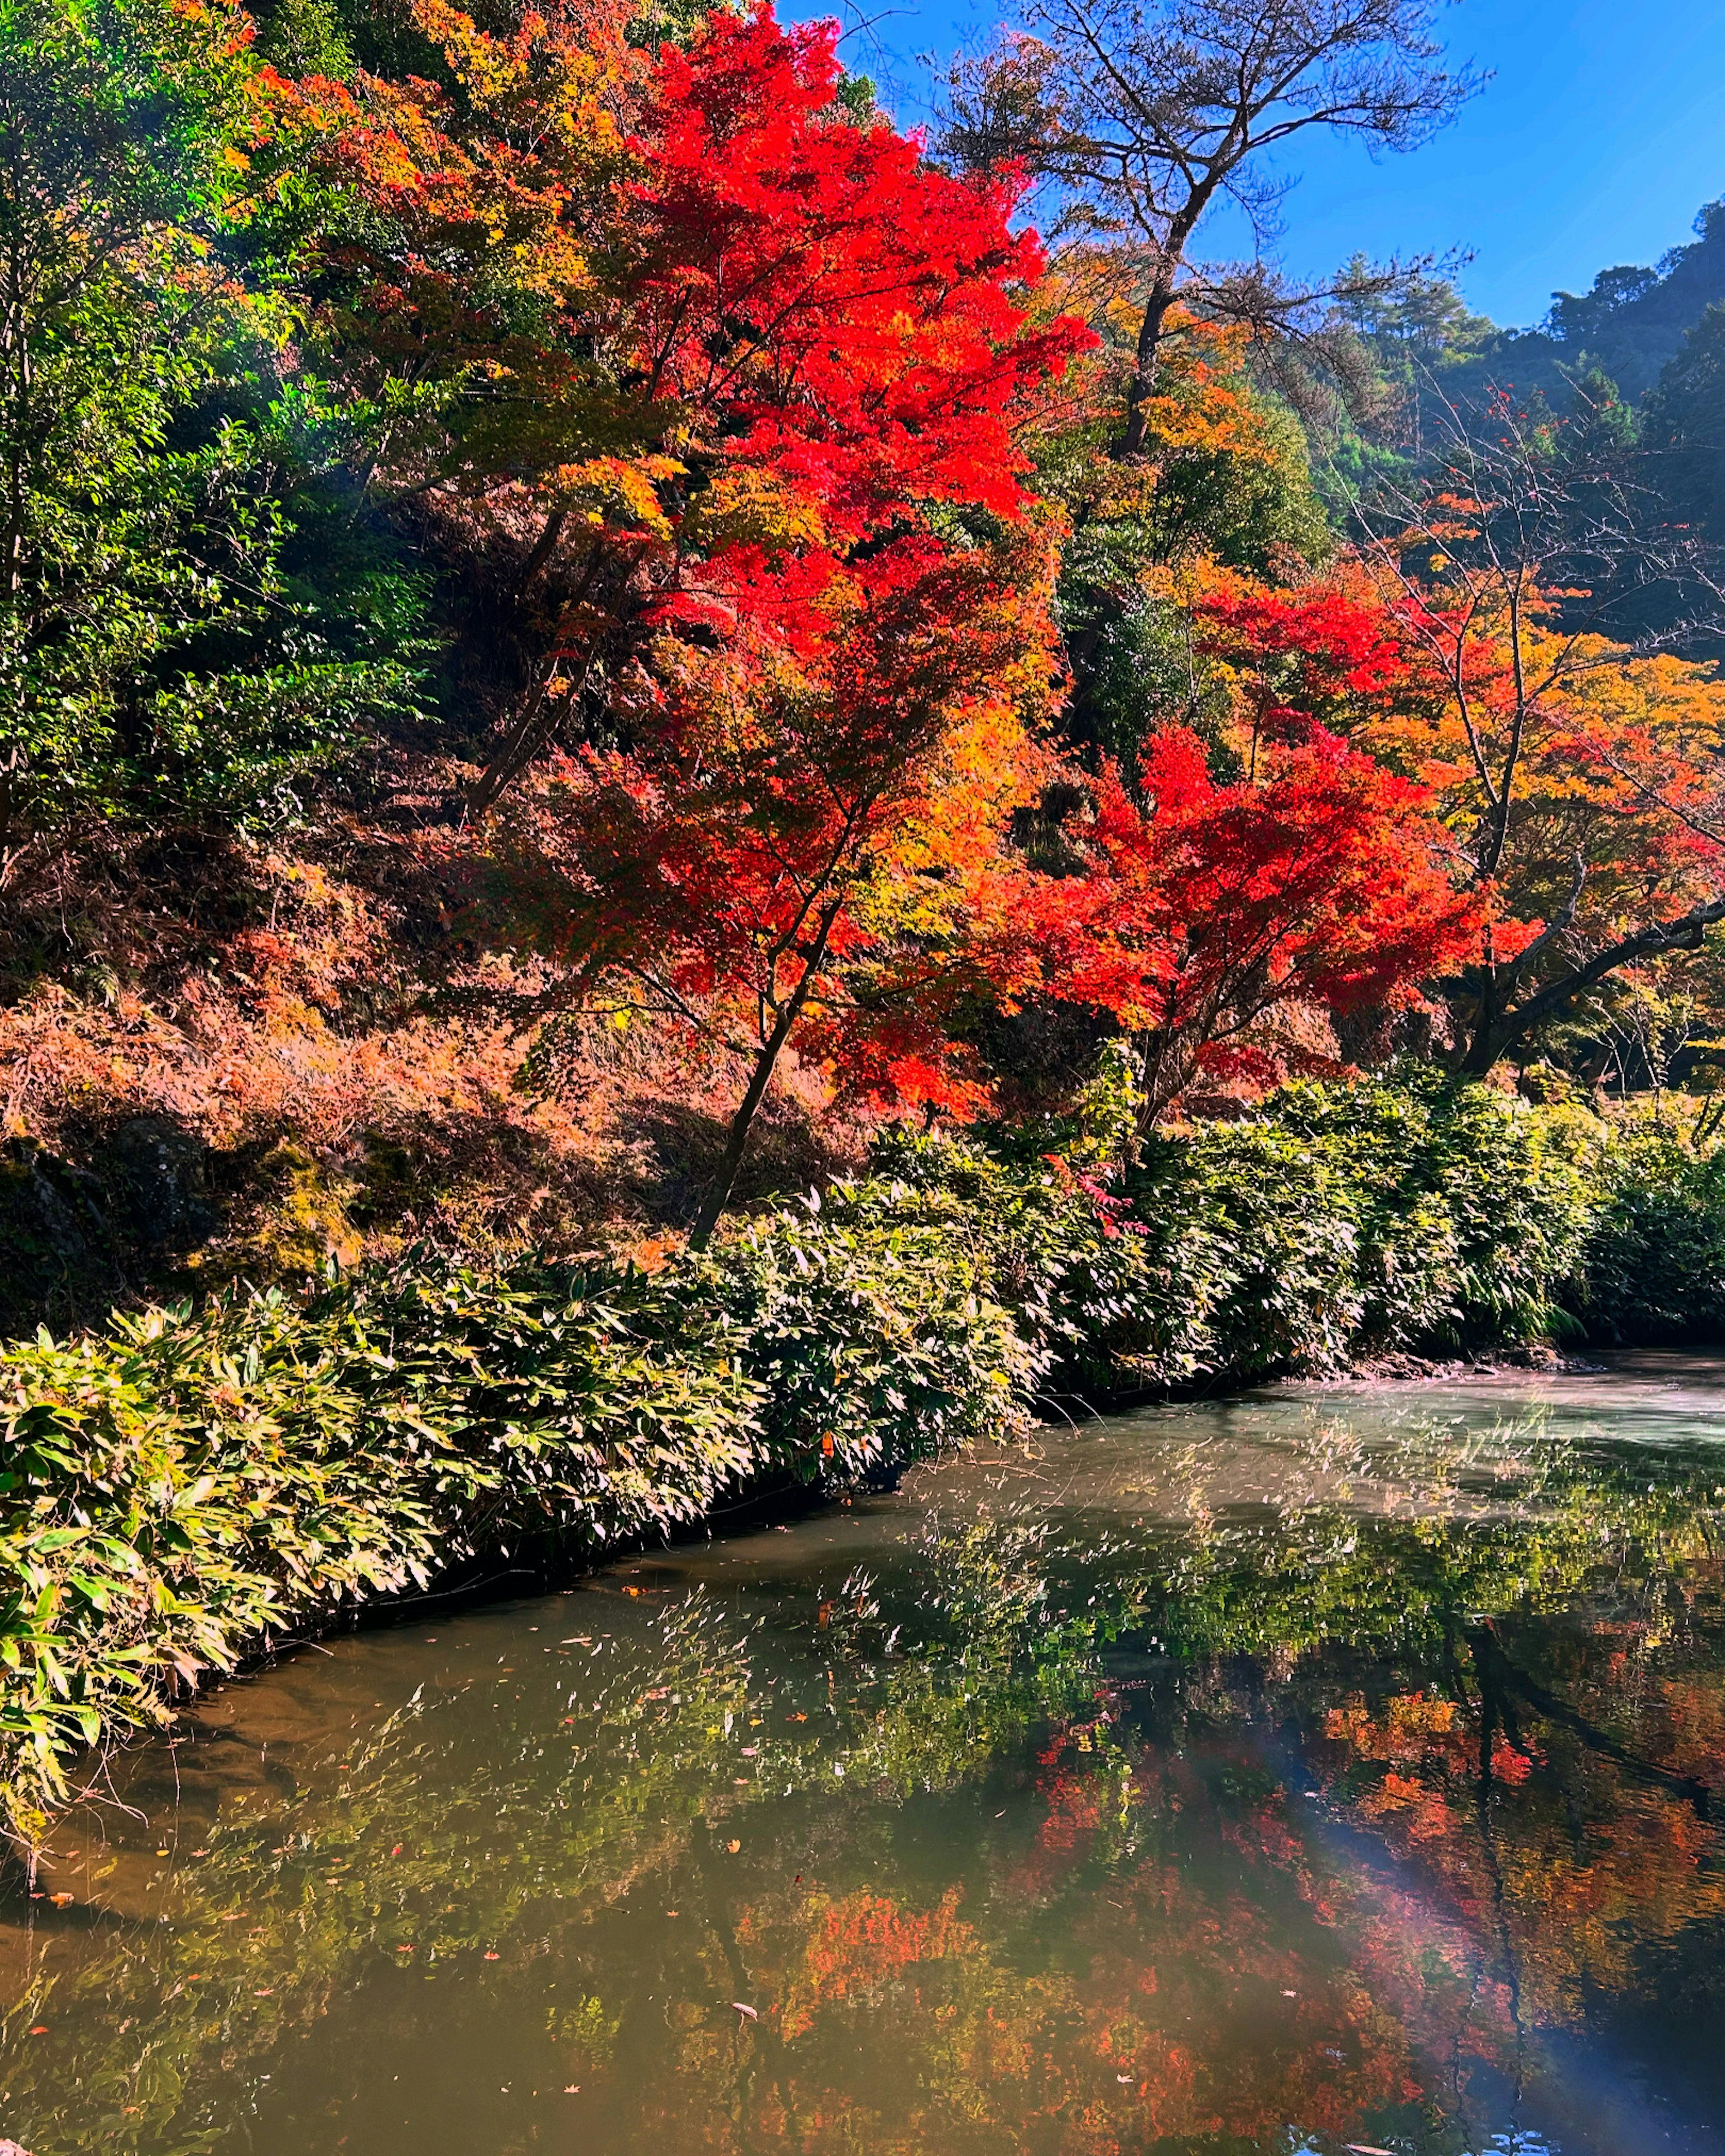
top-left (686, 464), bottom-right (829, 553)
top-left (551, 455), bottom-right (683, 540)
top-left (242, 1142), bottom-right (364, 1281)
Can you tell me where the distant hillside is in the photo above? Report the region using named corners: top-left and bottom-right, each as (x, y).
top-left (1325, 193), bottom-right (1725, 458)
top-left (1489, 197), bottom-right (1725, 405)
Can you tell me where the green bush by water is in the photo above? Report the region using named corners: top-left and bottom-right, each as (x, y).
top-left (0, 1070), bottom-right (1718, 1836)
top-left (1569, 1127), bottom-right (1725, 1343)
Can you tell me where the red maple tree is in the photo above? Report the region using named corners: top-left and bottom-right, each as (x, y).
top-left (487, 526), bottom-right (1065, 1241)
top-left (1051, 725), bottom-right (1488, 1122)
top-left (271, 0), bottom-right (1089, 810)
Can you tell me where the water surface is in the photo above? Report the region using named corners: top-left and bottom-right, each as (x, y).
top-left (5, 1358), bottom-right (1725, 2155)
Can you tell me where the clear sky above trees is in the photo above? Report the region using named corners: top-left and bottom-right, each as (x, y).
top-left (823, 0), bottom-right (1725, 327)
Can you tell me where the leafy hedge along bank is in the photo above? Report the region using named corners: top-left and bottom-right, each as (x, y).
top-left (2, 1069), bottom-right (1721, 1839)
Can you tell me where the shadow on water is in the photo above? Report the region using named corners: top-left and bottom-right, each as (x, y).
top-left (4, 1355), bottom-right (1725, 2153)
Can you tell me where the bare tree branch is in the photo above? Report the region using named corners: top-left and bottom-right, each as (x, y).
top-left (940, 0), bottom-right (1482, 452)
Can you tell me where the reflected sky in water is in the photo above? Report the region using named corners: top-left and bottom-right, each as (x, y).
top-left (4, 1356), bottom-right (1725, 2155)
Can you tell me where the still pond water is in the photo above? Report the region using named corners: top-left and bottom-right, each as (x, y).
top-left (5, 1361), bottom-right (1725, 2156)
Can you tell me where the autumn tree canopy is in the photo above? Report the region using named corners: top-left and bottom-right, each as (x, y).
top-left (4, 0), bottom-right (1724, 1252)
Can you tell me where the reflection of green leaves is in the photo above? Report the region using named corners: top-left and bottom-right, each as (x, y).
top-left (4, 1388), bottom-right (1725, 2153)
top-left (8, 1070), bottom-right (1725, 1837)
top-left (0, 1538), bottom-right (1111, 2153)
top-left (842, 1523), bottom-right (1110, 1796)
top-left (1055, 1400), bottom-right (1725, 1668)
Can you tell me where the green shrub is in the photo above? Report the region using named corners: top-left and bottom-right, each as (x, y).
top-left (874, 1069), bottom-right (1611, 1392)
top-left (710, 1184), bottom-right (1035, 1480)
top-left (0, 1217), bottom-right (1041, 1833)
top-left (4, 1069), bottom-right (1725, 1838)
top-left (1568, 1128), bottom-right (1725, 1343)
top-left (1125, 1074), bottom-right (1606, 1380)
top-left (0, 1264), bottom-right (764, 1837)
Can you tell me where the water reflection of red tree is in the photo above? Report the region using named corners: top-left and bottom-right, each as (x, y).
top-left (626, 1621), bottom-right (1725, 2154)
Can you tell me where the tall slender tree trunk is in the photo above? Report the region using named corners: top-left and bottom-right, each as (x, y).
top-left (688, 899), bottom-right (843, 1251)
top-left (1117, 274), bottom-right (1181, 460)
top-left (1114, 181), bottom-right (1216, 460)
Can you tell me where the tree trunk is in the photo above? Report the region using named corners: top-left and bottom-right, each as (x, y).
top-left (1454, 892), bottom-right (1725, 1079)
top-left (687, 900), bottom-right (843, 1251)
top-left (1116, 275), bottom-right (1181, 461)
top-left (466, 543), bottom-right (604, 819)
top-left (516, 506), bottom-right (566, 597)
top-left (465, 660), bottom-right (565, 821)
top-left (1469, 1622), bottom-right (1711, 1816)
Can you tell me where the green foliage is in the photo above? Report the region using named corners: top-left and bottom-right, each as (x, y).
top-left (1542, 199), bottom-right (1725, 402)
top-left (0, 1261), bottom-right (763, 1835)
top-left (0, 0), bottom-right (427, 846)
top-left (1569, 1125), bottom-right (1725, 1343)
top-left (1129, 1072), bottom-right (1606, 1376)
top-left (0, 1086), bottom-right (1722, 1834)
top-left (254, 0), bottom-right (354, 75)
top-left (1155, 389), bottom-right (1333, 572)
top-left (882, 1069), bottom-right (1610, 1393)
top-left (1056, 576), bottom-right (1234, 774)
top-left (711, 1188), bottom-right (1034, 1481)
top-left (1644, 301), bottom-right (1725, 570)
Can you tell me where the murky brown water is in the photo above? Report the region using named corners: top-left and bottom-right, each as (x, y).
top-left (4, 1356), bottom-right (1725, 2155)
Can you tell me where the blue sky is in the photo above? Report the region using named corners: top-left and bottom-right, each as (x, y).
top-left (809, 0), bottom-right (1725, 330)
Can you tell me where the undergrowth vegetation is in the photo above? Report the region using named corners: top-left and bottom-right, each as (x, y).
top-left (1, 1067), bottom-right (1718, 1841)
top-left (9, 0), bottom-right (1725, 1911)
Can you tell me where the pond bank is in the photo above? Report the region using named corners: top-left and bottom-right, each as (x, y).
top-left (6, 1360), bottom-right (1725, 2156)
top-left (3, 1074), bottom-right (1722, 1842)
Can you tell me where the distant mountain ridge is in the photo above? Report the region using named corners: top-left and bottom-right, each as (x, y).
top-left (1506, 197), bottom-right (1725, 403)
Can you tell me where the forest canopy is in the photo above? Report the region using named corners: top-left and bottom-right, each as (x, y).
top-left (4, 0), bottom-right (1725, 1304)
